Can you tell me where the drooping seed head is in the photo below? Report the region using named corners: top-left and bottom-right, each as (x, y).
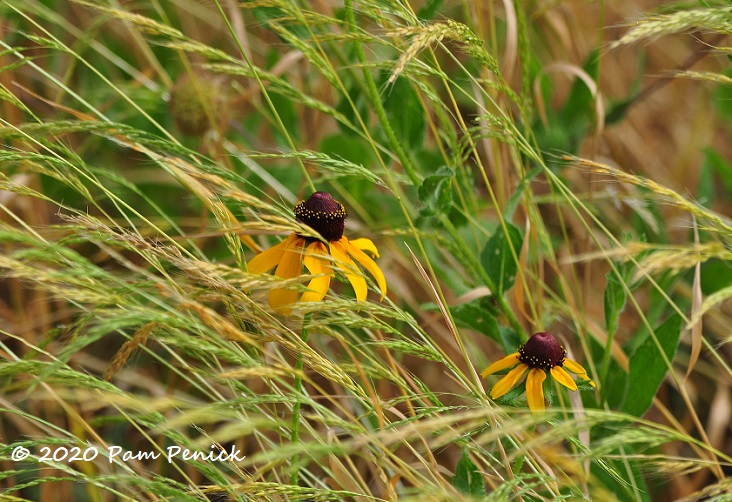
top-left (294, 191), bottom-right (347, 242)
top-left (518, 332), bottom-right (566, 370)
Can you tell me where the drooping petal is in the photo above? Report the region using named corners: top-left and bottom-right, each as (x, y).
top-left (490, 363), bottom-right (528, 399)
top-left (563, 359), bottom-right (596, 387)
top-left (301, 241), bottom-right (332, 303)
top-left (562, 358), bottom-right (589, 376)
top-left (579, 374), bottom-right (596, 387)
top-left (348, 237), bottom-right (380, 258)
top-left (248, 233), bottom-right (298, 274)
top-left (526, 368), bottom-right (547, 413)
top-left (268, 236), bottom-right (304, 311)
top-left (342, 237), bottom-right (387, 299)
top-left (551, 366), bottom-right (578, 391)
top-left (480, 352), bottom-right (520, 378)
top-left (330, 239), bottom-right (368, 301)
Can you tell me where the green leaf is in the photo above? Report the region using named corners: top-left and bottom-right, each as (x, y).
top-left (450, 296), bottom-right (500, 343)
top-left (335, 80), bottom-right (369, 134)
top-left (498, 326), bottom-right (522, 356)
top-left (251, 5), bottom-right (308, 39)
top-left (622, 314), bottom-right (682, 417)
top-left (269, 91), bottom-right (299, 143)
top-left (504, 166), bottom-right (541, 220)
top-left (595, 336), bottom-right (629, 411)
top-left (383, 76), bottom-right (425, 150)
top-left (700, 259), bottom-right (732, 296)
top-left (452, 449), bottom-right (485, 498)
top-left (532, 49), bottom-right (601, 166)
top-left (319, 133), bottom-right (375, 168)
top-left (418, 166), bottom-right (454, 216)
top-left (604, 271), bottom-right (627, 338)
top-left (699, 148), bottom-right (732, 207)
top-left (417, 0), bottom-right (443, 19)
top-left (560, 48), bottom-right (600, 121)
top-left (480, 222), bottom-right (523, 295)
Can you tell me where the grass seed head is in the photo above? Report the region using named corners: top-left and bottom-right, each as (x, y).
top-left (168, 70), bottom-right (231, 137)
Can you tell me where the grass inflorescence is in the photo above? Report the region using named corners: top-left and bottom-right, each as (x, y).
top-left (1, 0), bottom-right (731, 501)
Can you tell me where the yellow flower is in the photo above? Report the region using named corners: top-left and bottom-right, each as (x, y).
top-left (248, 191), bottom-right (387, 312)
top-left (481, 332), bottom-right (595, 413)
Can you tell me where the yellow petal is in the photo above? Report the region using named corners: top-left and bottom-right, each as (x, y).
top-left (330, 240), bottom-right (368, 301)
top-left (490, 363), bottom-right (528, 399)
top-left (526, 368), bottom-right (547, 413)
top-left (348, 237), bottom-right (380, 258)
top-left (563, 359), bottom-right (596, 387)
top-left (480, 352), bottom-right (520, 378)
top-left (563, 358), bottom-right (589, 376)
top-left (577, 373), bottom-right (597, 388)
top-left (551, 366), bottom-right (578, 391)
top-left (248, 233), bottom-right (298, 274)
top-left (342, 237), bottom-right (387, 299)
top-left (268, 236), bottom-right (304, 311)
top-left (301, 242), bottom-right (332, 303)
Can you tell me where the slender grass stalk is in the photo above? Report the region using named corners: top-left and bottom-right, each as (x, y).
top-left (290, 312), bottom-right (312, 486)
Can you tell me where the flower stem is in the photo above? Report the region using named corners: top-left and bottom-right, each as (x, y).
top-left (290, 312), bottom-right (312, 486)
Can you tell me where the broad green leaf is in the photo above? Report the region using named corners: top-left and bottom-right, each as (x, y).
top-left (452, 449), bottom-right (485, 498)
top-left (250, 5), bottom-right (308, 39)
top-left (418, 166), bottom-right (454, 216)
top-left (269, 91), bottom-right (299, 143)
top-left (604, 271), bottom-right (627, 338)
top-left (699, 148), bottom-right (732, 208)
top-left (418, 0), bottom-right (444, 20)
top-left (424, 297), bottom-right (516, 353)
top-left (700, 259), bottom-right (732, 296)
top-left (498, 326), bottom-right (522, 356)
top-left (335, 80), bottom-right (369, 134)
top-left (504, 166), bottom-right (541, 220)
top-left (480, 222), bottom-right (523, 295)
top-left (532, 48), bottom-right (601, 166)
top-left (622, 314), bottom-right (682, 417)
top-left (383, 76), bottom-right (425, 150)
top-left (560, 48), bottom-right (600, 120)
top-left (596, 335), bottom-right (629, 411)
top-left (449, 296), bottom-right (500, 343)
top-left (319, 133), bottom-right (376, 169)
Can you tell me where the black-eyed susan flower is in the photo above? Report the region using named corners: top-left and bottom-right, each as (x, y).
top-left (481, 331), bottom-right (595, 413)
top-left (248, 191), bottom-right (387, 311)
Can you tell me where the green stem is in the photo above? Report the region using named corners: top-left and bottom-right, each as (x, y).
top-left (290, 312), bottom-right (312, 486)
top-left (599, 327), bottom-right (614, 403)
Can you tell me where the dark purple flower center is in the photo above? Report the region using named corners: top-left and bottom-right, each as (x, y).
top-left (518, 332), bottom-right (566, 370)
top-left (294, 191), bottom-right (347, 242)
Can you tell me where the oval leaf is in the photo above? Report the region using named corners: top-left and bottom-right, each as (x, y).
top-left (480, 222), bottom-right (523, 295)
top-left (622, 314), bottom-right (682, 417)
